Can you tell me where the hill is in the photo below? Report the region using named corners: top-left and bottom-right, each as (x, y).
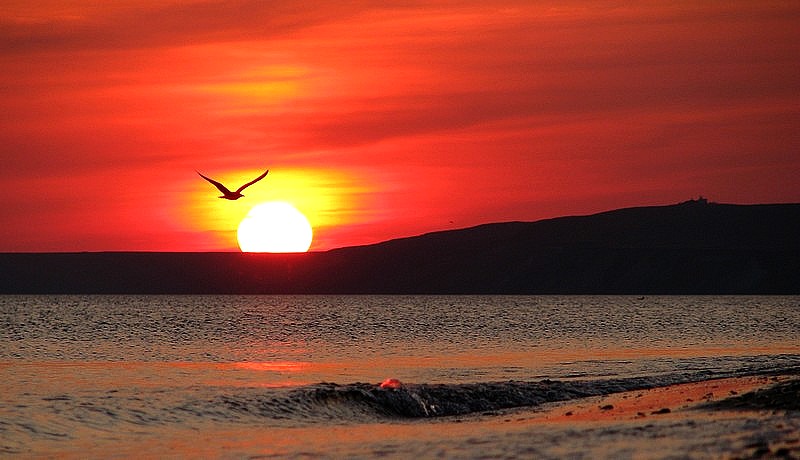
top-left (2, 200), bottom-right (799, 294)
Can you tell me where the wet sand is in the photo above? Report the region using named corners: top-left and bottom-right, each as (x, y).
top-left (519, 374), bottom-right (794, 423)
top-left (488, 375), bottom-right (800, 459)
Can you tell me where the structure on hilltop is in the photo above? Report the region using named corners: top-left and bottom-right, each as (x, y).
top-left (680, 196), bottom-right (709, 206)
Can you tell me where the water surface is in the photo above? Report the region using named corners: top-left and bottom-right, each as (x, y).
top-left (2, 295), bottom-right (799, 457)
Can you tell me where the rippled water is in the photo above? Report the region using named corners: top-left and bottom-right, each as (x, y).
top-left (2, 295), bottom-right (799, 457)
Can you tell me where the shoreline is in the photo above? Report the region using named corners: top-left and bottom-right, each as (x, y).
top-left (454, 374), bottom-right (800, 459)
top-left (5, 373), bottom-right (799, 458)
top-left (516, 374), bottom-right (795, 424)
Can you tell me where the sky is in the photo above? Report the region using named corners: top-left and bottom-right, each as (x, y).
top-left (1, 1), bottom-right (798, 252)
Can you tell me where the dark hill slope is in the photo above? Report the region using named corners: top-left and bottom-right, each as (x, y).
top-left (1, 201), bottom-right (798, 294)
top-left (312, 201), bottom-right (800, 293)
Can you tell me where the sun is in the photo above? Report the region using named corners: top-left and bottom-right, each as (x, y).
top-left (237, 201), bottom-right (313, 253)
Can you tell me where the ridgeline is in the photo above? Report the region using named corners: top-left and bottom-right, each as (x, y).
top-left (2, 200), bottom-right (799, 294)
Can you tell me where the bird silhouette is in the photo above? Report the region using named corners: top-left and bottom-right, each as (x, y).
top-left (198, 170), bottom-right (269, 200)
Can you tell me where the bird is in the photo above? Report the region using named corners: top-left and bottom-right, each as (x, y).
top-left (197, 169), bottom-right (269, 200)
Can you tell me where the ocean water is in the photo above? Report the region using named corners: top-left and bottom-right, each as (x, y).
top-left (2, 295), bottom-right (799, 457)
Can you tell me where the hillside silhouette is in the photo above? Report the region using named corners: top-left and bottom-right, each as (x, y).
top-left (2, 200), bottom-right (799, 294)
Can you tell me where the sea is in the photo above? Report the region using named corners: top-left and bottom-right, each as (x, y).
top-left (2, 295), bottom-right (799, 458)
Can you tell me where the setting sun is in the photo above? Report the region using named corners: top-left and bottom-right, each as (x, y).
top-left (237, 201), bottom-right (313, 253)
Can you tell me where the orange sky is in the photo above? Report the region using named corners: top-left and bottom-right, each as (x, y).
top-left (1, 1), bottom-right (798, 251)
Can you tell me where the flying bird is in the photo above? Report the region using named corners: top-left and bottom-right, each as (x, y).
top-left (198, 170), bottom-right (269, 200)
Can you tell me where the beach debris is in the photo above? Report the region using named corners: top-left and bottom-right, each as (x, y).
top-left (652, 408), bottom-right (671, 414)
top-left (380, 378), bottom-right (403, 389)
top-left (600, 404), bottom-right (614, 411)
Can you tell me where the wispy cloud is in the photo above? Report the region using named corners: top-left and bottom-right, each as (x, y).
top-left (1, 1), bottom-right (798, 250)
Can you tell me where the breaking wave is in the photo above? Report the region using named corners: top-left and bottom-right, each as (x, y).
top-left (190, 363), bottom-right (800, 422)
top-left (7, 359), bottom-right (797, 443)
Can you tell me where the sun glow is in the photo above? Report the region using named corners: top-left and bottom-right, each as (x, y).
top-left (237, 201), bottom-right (313, 253)
top-left (184, 167), bottom-right (376, 251)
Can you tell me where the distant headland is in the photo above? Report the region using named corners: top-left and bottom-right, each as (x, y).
top-left (2, 200), bottom-right (799, 294)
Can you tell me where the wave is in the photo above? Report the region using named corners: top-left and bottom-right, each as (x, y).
top-left (4, 358), bottom-right (800, 449)
top-left (175, 361), bottom-right (800, 424)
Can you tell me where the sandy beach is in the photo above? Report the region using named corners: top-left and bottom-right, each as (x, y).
top-left (488, 375), bottom-right (800, 459)
top-left (522, 375), bottom-right (797, 423)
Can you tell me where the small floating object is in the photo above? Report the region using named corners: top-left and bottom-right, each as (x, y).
top-left (380, 378), bottom-right (402, 389)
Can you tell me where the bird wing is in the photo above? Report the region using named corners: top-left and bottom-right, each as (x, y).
top-left (197, 171), bottom-right (233, 195)
top-left (235, 169), bottom-right (269, 193)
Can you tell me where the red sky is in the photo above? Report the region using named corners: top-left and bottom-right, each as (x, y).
top-left (1, 1), bottom-right (798, 252)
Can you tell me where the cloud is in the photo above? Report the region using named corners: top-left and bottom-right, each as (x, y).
top-left (1, 1), bottom-right (357, 53)
top-left (1, 1), bottom-right (798, 250)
